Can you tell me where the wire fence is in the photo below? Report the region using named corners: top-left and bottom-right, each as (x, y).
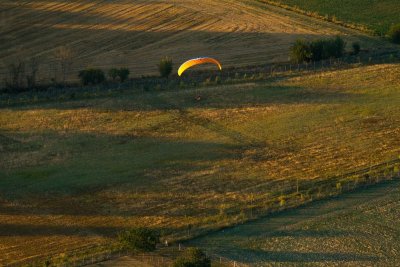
top-left (1, 49), bottom-right (399, 92)
top-left (6, 157), bottom-right (398, 267)
top-left (2, 49), bottom-right (400, 266)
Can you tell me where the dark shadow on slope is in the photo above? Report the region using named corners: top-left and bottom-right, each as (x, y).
top-left (230, 248), bottom-right (378, 263)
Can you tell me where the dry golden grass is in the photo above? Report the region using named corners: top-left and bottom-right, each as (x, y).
top-left (0, 0), bottom-right (385, 83)
top-left (0, 63), bottom-right (399, 264)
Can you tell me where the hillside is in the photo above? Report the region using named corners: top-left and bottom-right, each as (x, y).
top-left (0, 0), bottom-right (384, 85)
top-left (1, 62), bottom-right (400, 264)
top-left (190, 179), bottom-right (400, 265)
top-left (264, 0), bottom-right (400, 35)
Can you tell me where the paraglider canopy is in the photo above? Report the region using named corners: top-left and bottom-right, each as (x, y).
top-left (178, 57), bottom-right (222, 76)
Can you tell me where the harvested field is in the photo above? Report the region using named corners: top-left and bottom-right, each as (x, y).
top-left (0, 0), bottom-right (385, 84)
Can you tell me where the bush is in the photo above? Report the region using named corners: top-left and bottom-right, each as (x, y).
top-left (323, 36), bottom-right (346, 58)
top-left (158, 57), bottom-right (173, 78)
top-left (388, 24), bottom-right (400, 44)
top-left (118, 228), bottom-right (160, 253)
top-left (352, 42), bottom-right (361, 55)
top-left (118, 68), bottom-right (130, 82)
top-left (108, 68), bottom-right (130, 82)
top-left (290, 39), bottom-right (312, 63)
top-left (173, 248), bottom-right (211, 267)
top-left (108, 68), bottom-right (119, 81)
top-left (290, 36), bottom-right (346, 63)
top-left (78, 69), bottom-right (105, 85)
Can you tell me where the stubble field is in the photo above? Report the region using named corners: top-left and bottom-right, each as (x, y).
top-left (0, 0), bottom-right (382, 84)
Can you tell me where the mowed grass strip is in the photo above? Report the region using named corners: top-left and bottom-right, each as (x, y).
top-left (0, 63), bottom-right (400, 263)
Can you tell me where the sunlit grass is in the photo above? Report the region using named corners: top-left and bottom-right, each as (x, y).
top-left (0, 63), bottom-right (399, 264)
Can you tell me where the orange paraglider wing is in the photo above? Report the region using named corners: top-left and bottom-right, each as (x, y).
top-left (178, 57), bottom-right (222, 76)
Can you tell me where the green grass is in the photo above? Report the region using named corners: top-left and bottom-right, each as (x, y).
top-left (264, 0), bottom-right (400, 35)
top-left (0, 63), bottom-right (400, 264)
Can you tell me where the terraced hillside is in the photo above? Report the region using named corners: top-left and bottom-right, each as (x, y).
top-left (1, 63), bottom-right (400, 264)
top-left (0, 0), bottom-right (382, 84)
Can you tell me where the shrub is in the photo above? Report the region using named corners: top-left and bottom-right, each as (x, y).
top-left (388, 24), bottom-right (400, 44)
top-left (118, 228), bottom-right (159, 253)
top-left (78, 69), bottom-right (105, 85)
top-left (158, 57), bottom-right (173, 78)
top-left (290, 39), bottom-right (312, 63)
top-left (108, 68), bottom-right (119, 81)
top-left (329, 36), bottom-right (346, 58)
top-left (352, 42), bottom-right (361, 55)
top-left (118, 68), bottom-right (130, 82)
top-left (108, 68), bottom-right (130, 82)
top-left (173, 248), bottom-right (211, 267)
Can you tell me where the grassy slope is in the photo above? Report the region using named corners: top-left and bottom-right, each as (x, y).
top-left (265, 0), bottom-right (400, 34)
top-left (1, 63), bottom-right (400, 264)
top-left (189, 179), bottom-right (400, 265)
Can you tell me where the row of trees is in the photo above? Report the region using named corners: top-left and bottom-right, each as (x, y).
top-left (4, 28), bottom-right (399, 91)
top-left (290, 36), bottom-right (348, 63)
top-left (77, 57), bottom-right (173, 85)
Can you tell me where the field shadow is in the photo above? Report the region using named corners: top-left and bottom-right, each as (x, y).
top-left (232, 248), bottom-right (378, 263)
top-left (4, 83), bottom-right (358, 112)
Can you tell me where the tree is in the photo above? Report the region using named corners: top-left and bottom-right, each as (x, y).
top-left (388, 24), bottom-right (400, 44)
top-left (352, 42), bottom-right (361, 55)
top-left (290, 39), bottom-right (312, 63)
top-left (5, 60), bottom-right (25, 92)
top-left (173, 248), bottom-right (211, 267)
top-left (290, 36), bottom-right (346, 63)
top-left (26, 57), bottom-right (40, 89)
top-left (78, 69), bottom-right (105, 85)
top-left (158, 57), bottom-right (173, 78)
top-left (117, 68), bottom-right (130, 82)
top-left (108, 68), bottom-right (119, 81)
top-left (118, 228), bottom-right (160, 253)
